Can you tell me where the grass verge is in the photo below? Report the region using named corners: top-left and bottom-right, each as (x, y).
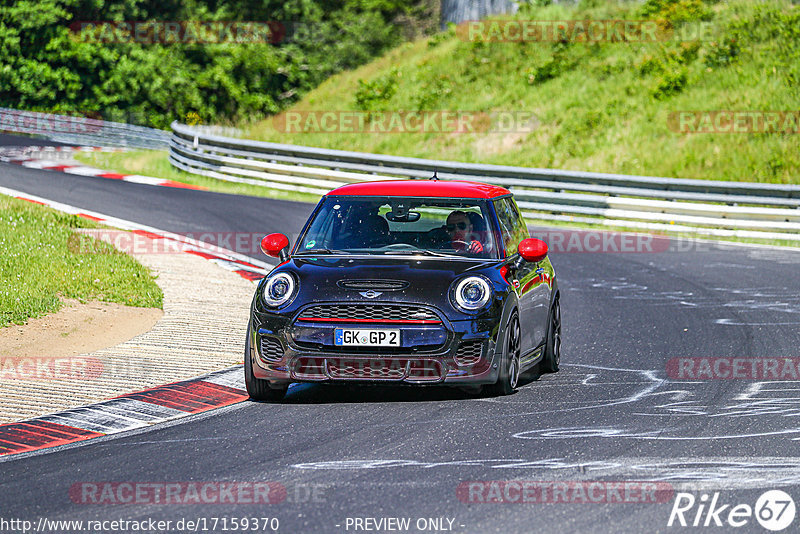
top-left (0, 196), bottom-right (163, 327)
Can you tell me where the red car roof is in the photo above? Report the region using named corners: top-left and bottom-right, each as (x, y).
top-left (327, 180), bottom-right (511, 199)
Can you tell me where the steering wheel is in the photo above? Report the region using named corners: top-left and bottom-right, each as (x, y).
top-left (451, 240), bottom-right (470, 252)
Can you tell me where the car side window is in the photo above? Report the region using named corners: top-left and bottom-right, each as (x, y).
top-left (509, 198), bottom-right (530, 245)
top-left (495, 198), bottom-right (529, 257)
top-left (304, 204), bottom-right (337, 248)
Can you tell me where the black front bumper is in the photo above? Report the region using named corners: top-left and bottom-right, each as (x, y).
top-left (249, 306), bottom-right (502, 385)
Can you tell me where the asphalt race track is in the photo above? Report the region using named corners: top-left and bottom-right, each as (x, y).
top-left (2, 135), bottom-right (800, 533)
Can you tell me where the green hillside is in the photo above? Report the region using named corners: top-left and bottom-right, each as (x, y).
top-left (246, 0), bottom-right (799, 184)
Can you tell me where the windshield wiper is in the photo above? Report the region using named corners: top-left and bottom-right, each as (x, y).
top-left (295, 248), bottom-right (349, 255)
top-left (388, 249), bottom-right (456, 258)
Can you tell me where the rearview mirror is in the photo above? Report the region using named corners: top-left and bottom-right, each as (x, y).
top-left (518, 238), bottom-right (548, 263)
top-left (261, 233), bottom-right (290, 261)
top-left (386, 211), bottom-right (420, 222)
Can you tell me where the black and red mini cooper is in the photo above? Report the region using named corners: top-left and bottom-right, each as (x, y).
top-left (245, 180), bottom-right (560, 401)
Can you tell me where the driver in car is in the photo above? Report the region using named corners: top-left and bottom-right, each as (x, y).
top-left (446, 210), bottom-right (484, 254)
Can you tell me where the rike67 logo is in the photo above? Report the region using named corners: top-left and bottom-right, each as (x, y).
top-left (668, 490), bottom-right (796, 531)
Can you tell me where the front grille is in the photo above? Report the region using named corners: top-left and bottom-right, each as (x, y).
top-left (327, 359), bottom-right (406, 380)
top-left (298, 304), bottom-right (439, 323)
top-left (259, 336), bottom-right (284, 362)
top-left (337, 279), bottom-right (409, 291)
top-left (454, 341), bottom-right (483, 366)
top-left (292, 356), bottom-right (444, 382)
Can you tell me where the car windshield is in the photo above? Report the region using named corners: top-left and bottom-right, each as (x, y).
top-left (296, 197), bottom-right (499, 259)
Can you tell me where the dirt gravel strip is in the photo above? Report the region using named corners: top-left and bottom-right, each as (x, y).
top-left (0, 185), bottom-right (274, 431)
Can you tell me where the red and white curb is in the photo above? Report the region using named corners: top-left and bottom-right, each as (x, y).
top-left (0, 367), bottom-right (247, 457)
top-left (0, 185), bottom-right (273, 283)
top-left (0, 145), bottom-right (206, 191)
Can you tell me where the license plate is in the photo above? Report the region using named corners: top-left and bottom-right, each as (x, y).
top-left (334, 328), bottom-right (400, 347)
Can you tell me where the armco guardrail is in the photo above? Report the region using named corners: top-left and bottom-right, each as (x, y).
top-left (170, 121), bottom-right (800, 241)
top-left (0, 108), bottom-right (170, 150)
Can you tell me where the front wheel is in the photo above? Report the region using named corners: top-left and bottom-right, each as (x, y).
top-left (484, 312), bottom-right (521, 397)
top-left (540, 296), bottom-right (561, 373)
top-left (244, 326), bottom-right (287, 402)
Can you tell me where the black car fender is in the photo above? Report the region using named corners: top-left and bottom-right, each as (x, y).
top-left (488, 285), bottom-right (520, 371)
top-left (549, 277), bottom-right (560, 313)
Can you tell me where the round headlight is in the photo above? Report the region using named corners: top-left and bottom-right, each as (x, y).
top-left (453, 276), bottom-right (492, 312)
top-left (263, 272), bottom-right (296, 307)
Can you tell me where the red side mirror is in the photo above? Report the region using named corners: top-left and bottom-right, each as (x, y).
top-left (261, 233), bottom-right (289, 258)
top-left (518, 238), bottom-right (548, 263)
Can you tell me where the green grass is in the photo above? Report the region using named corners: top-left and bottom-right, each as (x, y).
top-left (241, 0), bottom-right (799, 184)
top-left (73, 150), bottom-right (322, 203)
top-left (0, 196), bottom-right (163, 327)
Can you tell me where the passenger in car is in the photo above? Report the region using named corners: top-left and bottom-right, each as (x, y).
top-left (353, 213), bottom-right (390, 247)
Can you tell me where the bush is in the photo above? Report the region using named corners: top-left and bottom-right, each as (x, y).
top-left (411, 73), bottom-right (454, 110)
top-left (0, 0), bottom-right (433, 127)
top-left (640, 0), bottom-right (713, 24)
top-left (652, 67), bottom-right (688, 99)
top-left (703, 38), bottom-right (739, 68)
top-left (525, 41), bottom-right (577, 85)
top-left (354, 69), bottom-right (401, 111)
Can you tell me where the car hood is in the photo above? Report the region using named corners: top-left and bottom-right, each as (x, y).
top-left (277, 255), bottom-right (502, 305)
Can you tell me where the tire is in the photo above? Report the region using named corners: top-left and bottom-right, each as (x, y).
top-left (540, 296), bottom-right (561, 373)
top-left (484, 312), bottom-right (521, 397)
top-left (244, 326), bottom-right (287, 402)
